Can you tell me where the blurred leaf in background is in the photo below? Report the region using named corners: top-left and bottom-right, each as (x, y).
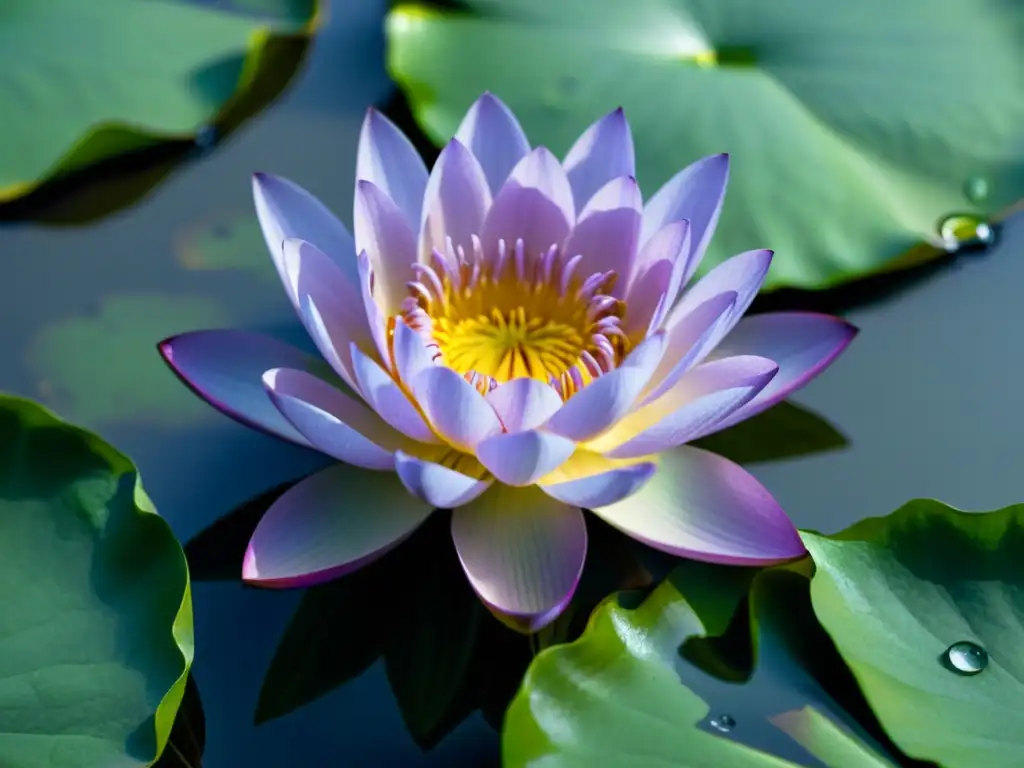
top-left (386, 0), bottom-right (1024, 292)
top-left (0, 395), bottom-right (193, 768)
top-left (0, 0), bottom-right (319, 224)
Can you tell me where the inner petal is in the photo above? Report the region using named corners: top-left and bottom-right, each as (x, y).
top-left (397, 235), bottom-right (633, 400)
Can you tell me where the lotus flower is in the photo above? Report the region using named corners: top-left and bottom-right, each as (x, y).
top-left (159, 93), bottom-right (855, 632)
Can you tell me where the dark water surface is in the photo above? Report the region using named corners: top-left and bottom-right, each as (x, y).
top-left (1, 1), bottom-right (1021, 765)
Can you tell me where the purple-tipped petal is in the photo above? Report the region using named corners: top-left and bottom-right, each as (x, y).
top-left (356, 251), bottom-right (391, 366)
top-left (243, 464), bottom-right (433, 588)
top-left (395, 451), bottom-right (492, 508)
top-left (563, 108), bottom-right (636, 210)
top-left (475, 430), bottom-right (576, 486)
top-left (640, 154), bottom-right (729, 276)
top-left (541, 459), bottom-right (656, 508)
top-left (282, 238), bottom-right (373, 389)
top-left (562, 176), bottom-right (642, 299)
top-left (253, 173), bottom-right (358, 290)
top-left (349, 343), bottom-right (439, 444)
top-left (705, 313), bottom-right (859, 430)
top-left (412, 366), bottom-right (502, 451)
top-left (451, 485), bottom-right (587, 633)
top-left (264, 367), bottom-right (405, 469)
top-left (482, 147), bottom-right (574, 266)
top-left (454, 93), bottom-right (531, 194)
top-left (591, 446), bottom-right (806, 565)
top-left (158, 329), bottom-right (335, 446)
top-left (593, 356), bottom-right (779, 459)
top-left (622, 258), bottom-right (672, 338)
top-left (419, 138), bottom-right (492, 262)
top-left (485, 378), bottom-right (563, 432)
top-left (392, 317), bottom-right (435, 388)
top-left (630, 219), bottom-right (694, 326)
top-left (356, 109), bottom-right (428, 229)
top-left (642, 291), bottom-right (738, 404)
top-left (545, 332), bottom-right (666, 442)
top-left (354, 180), bottom-right (417, 313)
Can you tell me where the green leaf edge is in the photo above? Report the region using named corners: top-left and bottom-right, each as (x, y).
top-left (0, 393), bottom-right (195, 767)
top-left (0, 1), bottom-right (323, 204)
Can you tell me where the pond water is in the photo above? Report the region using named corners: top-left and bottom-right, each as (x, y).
top-left (1, 1), bottom-right (1020, 765)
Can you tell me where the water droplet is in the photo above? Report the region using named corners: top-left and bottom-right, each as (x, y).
top-left (963, 176), bottom-right (990, 204)
top-left (709, 714), bottom-right (735, 733)
top-left (944, 641), bottom-right (988, 675)
top-left (938, 213), bottom-right (997, 254)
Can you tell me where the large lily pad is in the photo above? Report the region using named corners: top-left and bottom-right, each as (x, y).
top-left (0, 395), bottom-right (193, 767)
top-left (803, 500), bottom-right (1024, 767)
top-left (0, 0), bottom-right (318, 206)
top-left (386, 0), bottom-right (1024, 290)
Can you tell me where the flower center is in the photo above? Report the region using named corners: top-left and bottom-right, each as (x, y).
top-left (400, 236), bottom-right (629, 398)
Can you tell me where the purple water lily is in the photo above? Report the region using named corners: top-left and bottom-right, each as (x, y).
top-left (159, 93), bottom-right (856, 632)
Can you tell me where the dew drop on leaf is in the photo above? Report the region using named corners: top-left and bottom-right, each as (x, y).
top-left (944, 641), bottom-right (988, 676)
top-left (709, 714), bottom-right (736, 733)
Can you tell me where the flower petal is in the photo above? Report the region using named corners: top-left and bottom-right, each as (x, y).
top-left (591, 446), bottom-right (806, 565)
top-left (451, 485), bottom-right (586, 633)
top-left (413, 365), bottom-right (502, 451)
top-left (541, 457), bottom-right (656, 508)
top-left (356, 251), bottom-right (391, 366)
top-left (392, 316), bottom-right (435, 388)
top-left (705, 312), bottom-right (859, 430)
top-left (485, 378), bottom-right (563, 432)
top-left (354, 180), bottom-right (417, 314)
top-left (454, 92), bottom-right (530, 194)
top-left (590, 356), bottom-right (779, 459)
top-left (482, 147), bottom-right (574, 267)
top-left (475, 430), bottom-right (576, 486)
top-left (640, 153), bottom-right (729, 275)
top-left (631, 219), bottom-right (695, 328)
top-left (264, 367), bottom-right (405, 469)
top-left (253, 172), bottom-right (358, 290)
top-left (419, 138), bottom-right (492, 262)
top-left (349, 343), bottom-right (439, 444)
top-left (395, 451), bottom-right (492, 508)
top-left (243, 464), bottom-right (433, 588)
top-left (158, 329), bottom-right (333, 446)
top-left (563, 108), bottom-right (635, 210)
top-left (622, 258), bottom-right (672, 338)
top-left (356, 108), bottom-right (428, 229)
top-left (545, 332), bottom-right (666, 442)
top-left (562, 176), bottom-right (642, 299)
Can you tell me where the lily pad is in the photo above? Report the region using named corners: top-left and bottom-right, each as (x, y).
top-left (386, 0), bottom-right (1024, 290)
top-left (803, 500), bottom-right (1024, 767)
top-left (0, 394), bottom-right (193, 767)
top-left (154, 674), bottom-right (205, 768)
top-left (503, 560), bottom-right (900, 767)
top-left (0, 0), bottom-right (319, 206)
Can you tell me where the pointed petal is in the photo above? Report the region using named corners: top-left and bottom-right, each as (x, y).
top-left (243, 464), bottom-right (433, 588)
top-left (622, 258), bottom-right (672, 338)
top-left (475, 430), bottom-right (576, 486)
top-left (706, 313), bottom-right (858, 430)
top-left (451, 485), bottom-right (586, 633)
top-left (356, 109), bottom-right (428, 228)
top-left (354, 180), bottom-right (417, 314)
top-left (392, 316), bottom-right (435, 388)
top-left (591, 446), bottom-right (806, 565)
top-left (454, 92), bottom-right (530, 194)
top-left (349, 343), bottom-right (439, 444)
top-left (640, 153), bottom-right (729, 275)
top-left (356, 251), bottom-right (391, 365)
top-left (562, 176), bottom-right (642, 299)
top-left (631, 219), bottom-right (695, 327)
top-left (545, 332), bottom-right (666, 442)
top-left (264, 367), bottom-right (406, 469)
top-left (419, 138), bottom-right (492, 262)
top-left (158, 329), bottom-right (332, 446)
top-left (413, 366), bottom-right (502, 451)
top-left (563, 108), bottom-right (635, 209)
top-left (395, 451), bottom-right (492, 508)
top-left (590, 356), bottom-right (779, 458)
top-left (541, 457), bottom-right (656, 508)
top-left (485, 378), bottom-right (563, 432)
top-left (482, 147), bottom-right (574, 266)
top-left (253, 172), bottom-right (358, 289)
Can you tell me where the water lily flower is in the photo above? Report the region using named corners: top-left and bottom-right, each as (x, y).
top-left (159, 93), bottom-right (856, 632)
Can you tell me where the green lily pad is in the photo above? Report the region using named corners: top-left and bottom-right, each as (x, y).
top-left (0, 394), bottom-right (193, 767)
top-left (503, 559), bottom-right (900, 767)
top-left (385, 0), bottom-right (1024, 291)
top-left (154, 674), bottom-right (205, 768)
top-left (803, 500), bottom-right (1024, 767)
top-left (0, 0), bottom-right (319, 205)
